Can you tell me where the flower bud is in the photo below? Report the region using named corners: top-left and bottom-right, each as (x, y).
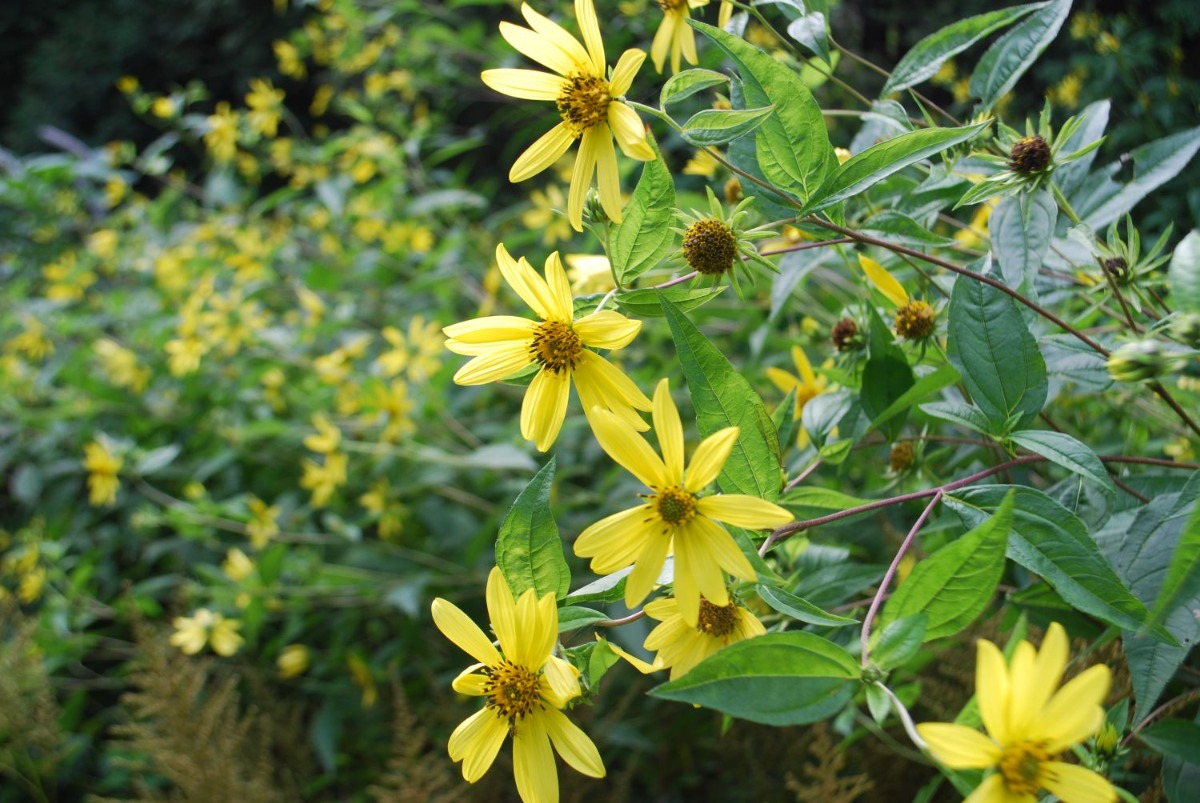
top-left (894, 301), bottom-right (937, 341)
top-left (889, 441), bottom-right (914, 472)
top-left (682, 218), bottom-right (738, 276)
top-left (831, 318), bottom-right (863, 352)
top-left (1106, 340), bottom-right (1176, 383)
top-left (1009, 136), bottom-right (1052, 174)
top-left (1172, 313), bottom-right (1200, 349)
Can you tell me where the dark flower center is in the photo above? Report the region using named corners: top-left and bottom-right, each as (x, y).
top-left (696, 597), bottom-right (739, 638)
top-left (483, 660), bottom-right (543, 725)
top-left (557, 74), bottom-right (611, 137)
top-left (530, 320), bottom-right (583, 373)
top-left (682, 219), bottom-right (738, 276)
top-left (655, 486), bottom-right (697, 526)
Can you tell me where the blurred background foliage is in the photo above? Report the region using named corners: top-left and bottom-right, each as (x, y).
top-left (0, 0), bottom-right (1196, 800)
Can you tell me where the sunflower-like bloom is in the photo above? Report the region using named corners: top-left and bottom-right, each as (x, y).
top-left (917, 623), bottom-right (1116, 803)
top-left (432, 568), bottom-right (605, 803)
top-left (650, 0), bottom-right (709, 75)
top-left (644, 593), bottom-right (765, 679)
top-left (574, 379), bottom-right (793, 626)
top-left (444, 244), bottom-right (651, 451)
top-left (765, 344), bottom-right (828, 449)
top-left (481, 0), bottom-right (655, 231)
top-left (83, 440), bottom-right (122, 507)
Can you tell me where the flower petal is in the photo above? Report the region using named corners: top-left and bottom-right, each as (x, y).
top-left (500, 18), bottom-right (578, 77)
top-left (624, 530), bottom-right (672, 609)
top-left (573, 309), bottom-right (641, 350)
top-left (1036, 664), bottom-right (1111, 752)
top-left (679, 14), bottom-right (698, 66)
top-left (1007, 640), bottom-right (1038, 734)
top-left (671, 534), bottom-right (706, 625)
top-left (544, 706), bottom-right (606, 778)
top-left (600, 636), bottom-right (664, 673)
top-left (858, 253), bottom-right (909, 308)
top-left (575, 350), bottom-right (652, 411)
top-left (451, 665), bottom-right (490, 696)
top-left (915, 722), bottom-right (1001, 770)
top-left (695, 494), bottom-right (793, 530)
top-left (520, 2), bottom-right (593, 74)
top-left (766, 365), bottom-right (799, 394)
top-left (975, 637), bottom-right (1012, 745)
top-left (688, 514), bottom-right (755, 583)
top-left (574, 504), bottom-right (659, 573)
top-left (541, 654), bottom-right (583, 706)
top-left (486, 567), bottom-right (520, 659)
top-left (574, 0), bottom-right (605, 76)
top-left (587, 405), bottom-right (669, 489)
top-left (448, 708), bottom-right (508, 782)
top-left (652, 379), bottom-right (686, 481)
top-left (567, 127), bottom-right (598, 232)
top-left (521, 368), bottom-right (571, 452)
top-left (480, 68), bottom-right (566, 100)
top-left (513, 714), bottom-right (558, 803)
top-left (650, 13), bottom-right (676, 74)
top-left (451, 343), bottom-right (533, 385)
top-left (609, 102), bottom-right (653, 160)
top-left (1025, 622), bottom-right (1070, 725)
top-left (444, 315), bottom-right (538, 344)
top-left (592, 125), bottom-right (623, 223)
top-left (963, 773), bottom-right (1024, 803)
top-left (508, 586), bottom-right (552, 668)
top-left (432, 598), bottom-right (501, 665)
top-left (609, 49), bottom-right (646, 97)
top-left (511, 122), bottom-right (578, 184)
top-left (543, 252), bottom-right (574, 321)
top-left (684, 426), bottom-right (739, 491)
top-left (1039, 761), bottom-right (1116, 803)
top-left (497, 243), bottom-right (557, 321)
top-left (791, 344), bottom-right (816, 387)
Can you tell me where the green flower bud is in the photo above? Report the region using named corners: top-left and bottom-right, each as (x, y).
top-left (1106, 340), bottom-right (1175, 383)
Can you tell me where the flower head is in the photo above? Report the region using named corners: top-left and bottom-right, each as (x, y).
top-left (573, 379), bottom-right (793, 625)
top-left (917, 623), bottom-right (1115, 803)
top-left (277, 644), bottom-right (311, 678)
top-left (83, 440), bottom-right (122, 507)
top-left (481, 0), bottom-right (655, 230)
top-left (444, 244), bottom-right (651, 451)
top-left (643, 593), bottom-right (765, 679)
top-left (650, 0), bottom-right (710, 75)
top-left (675, 188), bottom-right (778, 293)
top-left (765, 344), bottom-right (828, 449)
top-left (432, 568), bottom-right (605, 803)
top-left (169, 608), bottom-right (244, 657)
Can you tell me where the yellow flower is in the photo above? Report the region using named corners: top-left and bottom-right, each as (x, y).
top-left (151, 96), bottom-right (176, 119)
top-left (277, 644), bottom-right (310, 678)
top-left (347, 653), bottom-right (378, 708)
top-left (432, 567), bottom-right (605, 802)
top-left (564, 254), bottom-right (616, 295)
top-left (83, 440), bottom-right (122, 507)
top-left (481, 0), bottom-right (655, 230)
top-left (205, 102), bottom-right (239, 163)
top-left (300, 452), bottom-right (347, 508)
top-left (523, 184), bottom-right (574, 246)
top-left (222, 548), bottom-right (254, 582)
top-left (444, 244), bottom-right (651, 451)
top-left (765, 344), bottom-right (828, 449)
top-left (169, 608), bottom-right (244, 656)
top-left (18, 565), bottom-right (46, 604)
top-left (650, 0), bottom-right (709, 74)
top-left (362, 379), bottom-right (415, 442)
top-left (245, 78), bottom-right (285, 138)
top-left (378, 316), bottom-right (444, 382)
top-left (682, 149), bottom-right (719, 178)
top-left (574, 379), bottom-right (793, 625)
top-left (917, 623), bottom-right (1115, 803)
top-left (858, 254), bottom-right (909, 308)
top-left (246, 496), bottom-right (281, 549)
top-left (303, 413), bottom-right (342, 454)
top-left (643, 593), bottom-right (765, 679)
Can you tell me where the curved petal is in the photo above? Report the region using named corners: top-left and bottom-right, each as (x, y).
top-left (1039, 761), bottom-right (1116, 803)
top-left (688, 515), bottom-right (755, 583)
top-left (587, 406), bottom-right (669, 489)
top-left (513, 714), bottom-right (558, 803)
top-left (671, 533), bottom-right (706, 625)
top-left (451, 343), bottom-right (533, 385)
top-left (520, 2), bottom-right (593, 74)
top-left (574, 505), bottom-right (659, 573)
top-left (718, 0), bottom-right (732, 28)
top-left (592, 125), bottom-right (623, 224)
top-left (1037, 664), bottom-right (1111, 752)
top-left (679, 13), bottom-right (698, 67)
top-left (497, 243), bottom-right (557, 321)
top-left (543, 252), bottom-right (574, 322)
top-left (858, 253), bottom-right (909, 308)
top-left (624, 530), bottom-right (672, 609)
top-left (541, 654), bottom-right (583, 707)
top-left (486, 567), bottom-right (520, 660)
top-left (643, 615), bottom-right (692, 653)
top-left (521, 368), bottom-right (571, 452)
top-left (544, 707), bottom-right (606, 778)
top-left (962, 773), bottom-right (1022, 803)
top-left (669, 15), bottom-right (684, 75)
top-left (500, 18), bottom-right (580, 77)
top-left (575, 350), bottom-right (652, 411)
top-left (696, 494), bottom-right (793, 530)
top-left (765, 365), bottom-right (799, 394)
top-left (444, 315), bottom-right (538, 343)
top-left (609, 102), bottom-right (654, 160)
top-left (567, 129), bottom-right (597, 232)
top-left (650, 13), bottom-right (676, 74)
top-left (452, 665), bottom-right (490, 696)
top-left (448, 708), bottom-right (509, 782)
top-left (735, 607), bottom-right (767, 638)
top-left (432, 598), bottom-right (501, 665)
top-left (1007, 641), bottom-right (1038, 734)
top-left (914, 723), bottom-right (1001, 770)
top-left (480, 68), bottom-right (566, 100)
top-left (683, 426), bottom-right (740, 491)
top-left (609, 49), bottom-right (646, 97)
top-left (511, 122), bottom-right (578, 184)
top-left (791, 344), bottom-right (816, 386)
top-left (975, 638), bottom-right (1012, 746)
top-left (574, 0), bottom-right (605, 76)
top-left (652, 379), bottom-right (685, 482)
top-left (509, 586), bottom-right (552, 668)
top-left (1026, 622), bottom-right (1069, 723)
top-left (573, 309), bottom-right (641, 350)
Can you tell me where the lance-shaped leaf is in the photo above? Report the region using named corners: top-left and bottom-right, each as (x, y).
top-left (680, 105), bottom-right (775, 147)
top-left (969, 0), bottom-right (1070, 110)
top-left (1009, 429), bottom-right (1114, 495)
top-left (660, 68), bottom-right (730, 108)
top-left (496, 457), bottom-right (571, 599)
top-left (1076, 127), bottom-right (1200, 229)
top-left (1168, 229), bottom-right (1200, 314)
top-left (608, 132), bottom-right (675, 284)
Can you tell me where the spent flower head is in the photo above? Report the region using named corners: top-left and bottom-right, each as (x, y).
top-left (675, 188), bottom-right (778, 295)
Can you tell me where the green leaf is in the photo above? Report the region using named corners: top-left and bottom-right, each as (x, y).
top-left (680, 106), bottom-right (775, 147)
top-left (557, 605), bottom-right (610, 633)
top-left (989, 191), bottom-right (1057, 302)
top-left (871, 614), bottom-right (928, 670)
top-left (1139, 720), bottom-right (1200, 766)
top-left (865, 682), bottom-right (892, 725)
top-left (614, 285), bottom-right (725, 317)
top-left (755, 584), bottom-right (858, 627)
top-left (946, 276), bottom-right (1047, 430)
top-left (804, 122), bottom-right (988, 213)
top-left (785, 12), bottom-right (830, 64)
top-left (1009, 429), bottom-right (1114, 494)
top-left (919, 400), bottom-right (995, 435)
top-left (135, 444), bottom-right (182, 475)
top-left (660, 295), bottom-right (783, 500)
top-left (660, 68), bottom-right (730, 107)
top-left (566, 569), bottom-right (629, 604)
top-left (608, 132), bottom-right (675, 284)
top-left (881, 492), bottom-right (1012, 641)
top-left (1168, 230), bottom-right (1200, 314)
top-left (649, 632), bottom-right (860, 725)
top-left (948, 486), bottom-right (1168, 639)
top-left (869, 364), bottom-right (962, 433)
top-left (495, 457), bottom-right (570, 600)
top-left (860, 210), bottom-right (955, 248)
top-left (968, 0), bottom-right (1071, 110)
top-left (780, 486), bottom-right (871, 521)
top-left (882, 4), bottom-right (1041, 95)
top-left (772, 387), bottom-right (799, 453)
top-left (691, 19), bottom-right (832, 203)
top-left (1076, 127), bottom-right (1200, 229)
top-left (1148, 480), bottom-right (1200, 631)
top-left (860, 352), bottom-right (915, 441)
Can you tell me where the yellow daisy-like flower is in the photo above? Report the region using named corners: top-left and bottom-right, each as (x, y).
top-left (650, 0), bottom-right (710, 75)
top-left (765, 344), bottom-right (828, 449)
top-left (169, 608), bottom-right (244, 657)
top-left (83, 440), bottom-right (122, 507)
top-left (432, 567), bottom-right (605, 803)
top-left (917, 623), bottom-right (1116, 803)
top-left (643, 593), bottom-right (765, 679)
top-left (444, 244), bottom-right (651, 452)
top-left (574, 378), bottom-right (793, 626)
top-left (481, 0), bottom-right (655, 231)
